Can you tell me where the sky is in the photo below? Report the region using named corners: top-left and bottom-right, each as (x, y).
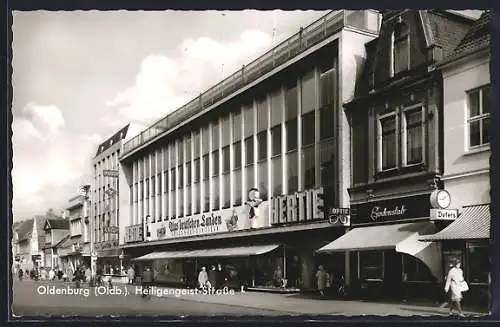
top-left (11, 9), bottom-right (483, 221)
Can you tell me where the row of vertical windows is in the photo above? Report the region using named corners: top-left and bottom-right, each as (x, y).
top-left (130, 60), bottom-right (337, 223)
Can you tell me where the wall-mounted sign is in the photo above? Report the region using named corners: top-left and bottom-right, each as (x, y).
top-left (31, 254), bottom-right (41, 261)
top-left (125, 224), bottom-right (143, 243)
top-left (94, 240), bottom-right (119, 252)
top-left (150, 201), bottom-right (270, 241)
top-left (103, 226), bottom-right (119, 234)
top-left (430, 209), bottom-right (458, 221)
top-left (351, 194), bottom-right (431, 225)
top-left (103, 169), bottom-right (119, 178)
top-left (327, 207), bottom-right (352, 226)
top-left (271, 188), bottom-right (324, 225)
top-left (430, 189), bottom-right (451, 209)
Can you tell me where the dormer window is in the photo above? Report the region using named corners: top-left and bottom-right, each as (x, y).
top-left (391, 19), bottom-right (409, 76)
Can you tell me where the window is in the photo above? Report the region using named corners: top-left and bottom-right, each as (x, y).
top-left (222, 173), bottom-right (230, 208)
top-left (203, 180), bottom-right (210, 212)
top-left (286, 84), bottom-right (298, 121)
top-left (302, 112), bottom-right (315, 146)
top-left (301, 71), bottom-right (316, 114)
top-left (221, 146), bottom-right (230, 174)
top-left (232, 110), bottom-right (242, 142)
top-left (360, 251), bottom-right (384, 281)
top-left (378, 114), bottom-right (397, 170)
top-left (185, 135), bottom-right (192, 162)
top-left (233, 169), bottom-right (242, 206)
top-left (193, 182), bottom-right (200, 214)
top-left (467, 243), bottom-right (489, 284)
top-left (258, 97), bottom-right (269, 132)
top-left (202, 126), bottom-right (210, 154)
top-left (245, 137), bottom-right (254, 165)
top-left (392, 22), bottom-right (409, 75)
top-left (286, 119), bottom-right (298, 151)
top-left (270, 90), bottom-right (282, 127)
top-left (170, 169), bottom-right (176, 191)
top-left (302, 146), bottom-right (315, 190)
top-left (320, 66), bottom-right (335, 107)
top-left (243, 104), bottom-right (254, 138)
top-left (202, 154), bottom-right (209, 181)
top-left (403, 107), bottom-right (423, 165)
top-left (194, 158), bottom-right (200, 183)
top-left (468, 85), bottom-right (491, 148)
top-left (193, 131), bottom-right (200, 157)
top-left (288, 151), bottom-right (298, 194)
top-left (352, 112), bottom-right (368, 184)
top-left (257, 131), bottom-right (267, 161)
top-left (212, 176), bottom-right (220, 210)
top-left (233, 142), bottom-right (241, 170)
top-left (402, 255), bottom-right (434, 282)
top-left (186, 162), bottom-right (192, 186)
top-left (212, 120), bottom-right (220, 150)
top-left (258, 161), bottom-right (268, 200)
top-left (246, 164), bottom-right (255, 189)
top-left (221, 115), bottom-right (230, 147)
top-left (271, 126), bottom-right (282, 156)
top-left (212, 150), bottom-right (219, 176)
top-left (272, 156), bottom-right (282, 197)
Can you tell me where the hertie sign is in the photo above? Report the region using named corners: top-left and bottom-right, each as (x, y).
top-left (351, 194), bottom-right (431, 225)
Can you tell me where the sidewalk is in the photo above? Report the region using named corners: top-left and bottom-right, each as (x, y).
top-left (126, 284), bottom-right (488, 317)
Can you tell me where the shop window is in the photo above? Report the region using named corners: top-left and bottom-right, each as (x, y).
top-left (467, 244), bottom-right (489, 284)
top-left (257, 132), bottom-right (267, 161)
top-left (467, 85), bottom-right (491, 148)
top-left (402, 255), bottom-right (434, 282)
top-left (360, 251), bottom-right (384, 281)
top-left (271, 126), bottom-right (282, 156)
top-left (232, 110), bottom-right (242, 142)
top-left (272, 156), bottom-right (282, 197)
top-left (287, 151), bottom-right (298, 194)
top-left (233, 142), bottom-right (242, 170)
top-left (403, 107), bottom-right (423, 165)
top-left (245, 137), bottom-right (254, 165)
top-left (377, 113), bottom-right (397, 171)
top-left (392, 21), bottom-right (409, 76)
top-left (258, 97), bottom-right (269, 132)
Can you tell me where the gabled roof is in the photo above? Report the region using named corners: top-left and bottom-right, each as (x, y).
top-left (44, 218), bottom-right (70, 231)
top-left (448, 11), bottom-right (489, 59)
top-left (95, 124), bottom-right (129, 157)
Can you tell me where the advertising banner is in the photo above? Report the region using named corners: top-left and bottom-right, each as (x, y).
top-left (150, 199), bottom-right (270, 241)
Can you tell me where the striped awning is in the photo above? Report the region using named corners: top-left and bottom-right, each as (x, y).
top-left (419, 204), bottom-right (490, 241)
top-left (132, 244), bottom-right (280, 261)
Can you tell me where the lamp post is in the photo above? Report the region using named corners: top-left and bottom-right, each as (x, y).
top-left (80, 184), bottom-right (95, 279)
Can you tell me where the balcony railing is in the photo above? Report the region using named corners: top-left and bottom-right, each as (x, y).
top-left (122, 10), bottom-right (380, 158)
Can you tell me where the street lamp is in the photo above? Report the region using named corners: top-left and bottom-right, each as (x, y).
top-left (80, 184), bottom-right (95, 279)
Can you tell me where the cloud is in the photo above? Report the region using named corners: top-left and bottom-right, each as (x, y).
top-left (12, 103), bottom-right (102, 219)
top-left (105, 28), bottom-right (273, 127)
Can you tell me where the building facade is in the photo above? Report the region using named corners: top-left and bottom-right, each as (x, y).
top-left (41, 218), bottom-right (70, 269)
top-left (118, 10), bottom-right (381, 290)
top-left (12, 216), bottom-right (47, 273)
top-left (91, 123), bottom-right (143, 276)
top-left (420, 12), bottom-right (491, 307)
top-left (58, 195), bottom-right (90, 272)
top-left (322, 10), bottom-right (476, 301)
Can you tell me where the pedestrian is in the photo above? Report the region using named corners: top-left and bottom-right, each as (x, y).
top-left (57, 268), bottom-right (63, 280)
top-left (75, 267), bottom-right (82, 288)
top-left (85, 267), bottom-right (92, 285)
top-left (208, 265), bottom-right (217, 290)
top-left (41, 267), bottom-right (47, 281)
top-left (48, 268), bottom-right (55, 281)
top-left (141, 266), bottom-right (154, 299)
top-left (315, 265), bottom-right (327, 297)
top-left (198, 267), bottom-right (208, 289)
top-left (128, 266), bottom-right (136, 285)
top-left (18, 268), bottom-right (23, 281)
top-left (216, 264), bottom-right (224, 288)
top-left (445, 258), bottom-right (468, 317)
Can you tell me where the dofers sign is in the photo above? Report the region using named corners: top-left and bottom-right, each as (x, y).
top-left (351, 194), bottom-right (431, 225)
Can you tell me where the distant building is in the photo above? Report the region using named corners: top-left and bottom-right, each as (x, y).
top-left (12, 215), bottom-right (51, 272)
top-left (41, 218), bottom-right (70, 269)
top-left (91, 123), bottom-right (143, 276)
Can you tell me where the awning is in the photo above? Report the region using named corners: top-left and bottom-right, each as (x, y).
top-left (419, 204), bottom-right (490, 241)
top-left (132, 244), bottom-right (280, 261)
top-left (317, 222), bottom-right (442, 279)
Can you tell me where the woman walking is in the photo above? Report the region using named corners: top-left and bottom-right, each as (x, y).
top-left (315, 265), bottom-right (327, 297)
top-left (445, 259), bottom-right (468, 317)
top-left (198, 267), bottom-right (208, 289)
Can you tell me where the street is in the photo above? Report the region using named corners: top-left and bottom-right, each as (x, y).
top-left (11, 279), bottom-right (488, 318)
top-left (11, 279), bottom-right (291, 317)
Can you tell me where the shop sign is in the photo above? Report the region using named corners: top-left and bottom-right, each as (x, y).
top-left (327, 207), bottom-right (352, 226)
top-left (103, 169), bottom-right (119, 178)
top-left (152, 200), bottom-right (270, 240)
top-left (351, 194), bottom-right (431, 225)
top-left (271, 188), bottom-right (324, 225)
top-left (31, 254), bottom-right (41, 261)
top-left (430, 209), bottom-right (458, 221)
top-left (104, 226), bottom-right (119, 234)
top-left (125, 224), bottom-right (143, 243)
top-left (94, 240), bottom-right (119, 252)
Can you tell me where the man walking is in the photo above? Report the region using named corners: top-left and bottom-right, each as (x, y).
top-left (127, 266), bottom-right (135, 285)
top-left (141, 266), bottom-right (154, 299)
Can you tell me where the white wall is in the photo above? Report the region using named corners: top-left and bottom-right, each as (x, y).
top-left (442, 53), bottom-right (490, 207)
